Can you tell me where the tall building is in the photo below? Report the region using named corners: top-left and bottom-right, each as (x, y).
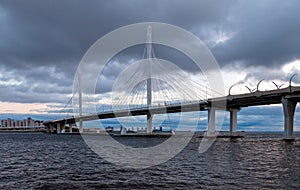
top-left (1, 120), bottom-right (7, 127)
top-left (0, 117), bottom-right (43, 127)
top-left (7, 118), bottom-right (12, 127)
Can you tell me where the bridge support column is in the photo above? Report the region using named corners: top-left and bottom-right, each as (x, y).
top-left (50, 124), bottom-right (54, 134)
top-left (79, 119), bottom-right (83, 133)
top-left (56, 123), bottom-right (61, 134)
top-left (147, 113), bottom-right (153, 134)
top-left (207, 108), bottom-right (216, 137)
top-left (46, 125), bottom-right (51, 133)
top-left (282, 97), bottom-right (297, 140)
top-left (61, 124), bottom-right (65, 133)
top-left (230, 109), bottom-right (240, 136)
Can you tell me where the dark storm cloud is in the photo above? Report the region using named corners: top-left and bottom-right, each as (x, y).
top-left (0, 0), bottom-right (234, 69)
top-left (213, 0), bottom-right (300, 67)
top-left (0, 0), bottom-right (300, 104)
top-left (0, 0), bottom-right (235, 103)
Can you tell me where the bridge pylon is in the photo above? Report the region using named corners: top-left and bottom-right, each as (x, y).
top-left (78, 70), bottom-right (83, 133)
top-left (146, 25), bottom-right (153, 134)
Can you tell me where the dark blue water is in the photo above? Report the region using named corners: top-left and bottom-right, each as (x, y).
top-left (0, 132), bottom-right (300, 189)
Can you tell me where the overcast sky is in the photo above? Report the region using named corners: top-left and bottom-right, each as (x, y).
top-left (0, 0), bottom-right (300, 130)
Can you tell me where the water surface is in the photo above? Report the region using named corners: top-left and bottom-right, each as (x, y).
top-left (0, 132), bottom-right (299, 189)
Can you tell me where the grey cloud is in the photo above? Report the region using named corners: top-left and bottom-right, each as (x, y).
top-left (0, 0), bottom-right (234, 69)
top-left (0, 0), bottom-right (300, 106)
top-left (0, 86), bottom-right (69, 103)
top-left (213, 0), bottom-right (300, 67)
top-left (0, 66), bottom-right (73, 103)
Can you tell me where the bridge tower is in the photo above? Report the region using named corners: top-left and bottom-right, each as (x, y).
top-left (78, 71), bottom-right (83, 133)
top-left (146, 26), bottom-right (153, 134)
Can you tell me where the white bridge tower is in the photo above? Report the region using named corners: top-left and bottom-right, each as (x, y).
top-left (146, 26), bottom-right (153, 134)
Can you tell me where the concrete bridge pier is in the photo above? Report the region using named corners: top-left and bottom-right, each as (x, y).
top-left (61, 124), bottom-right (66, 133)
top-left (69, 124), bottom-right (73, 133)
top-left (56, 123), bottom-right (66, 134)
top-left (147, 113), bottom-right (153, 134)
top-left (230, 109), bottom-right (240, 136)
top-left (45, 124), bottom-right (51, 133)
top-left (207, 108), bottom-right (216, 137)
top-left (50, 124), bottom-right (54, 134)
top-left (282, 97), bottom-right (297, 140)
top-left (79, 119), bottom-right (83, 133)
top-left (56, 123), bottom-right (61, 134)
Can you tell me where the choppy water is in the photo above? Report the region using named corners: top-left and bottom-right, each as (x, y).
top-left (0, 132), bottom-right (300, 189)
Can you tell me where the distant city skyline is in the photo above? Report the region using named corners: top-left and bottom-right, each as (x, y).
top-left (0, 1), bottom-right (300, 131)
top-left (0, 117), bottom-right (43, 127)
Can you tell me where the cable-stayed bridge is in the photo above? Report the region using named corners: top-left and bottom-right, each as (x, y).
top-left (44, 85), bottom-right (300, 140)
top-left (44, 27), bottom-right (300, 140)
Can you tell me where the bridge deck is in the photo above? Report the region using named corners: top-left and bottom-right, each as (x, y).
top-left (44, 86), bottom-right (300, 125)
